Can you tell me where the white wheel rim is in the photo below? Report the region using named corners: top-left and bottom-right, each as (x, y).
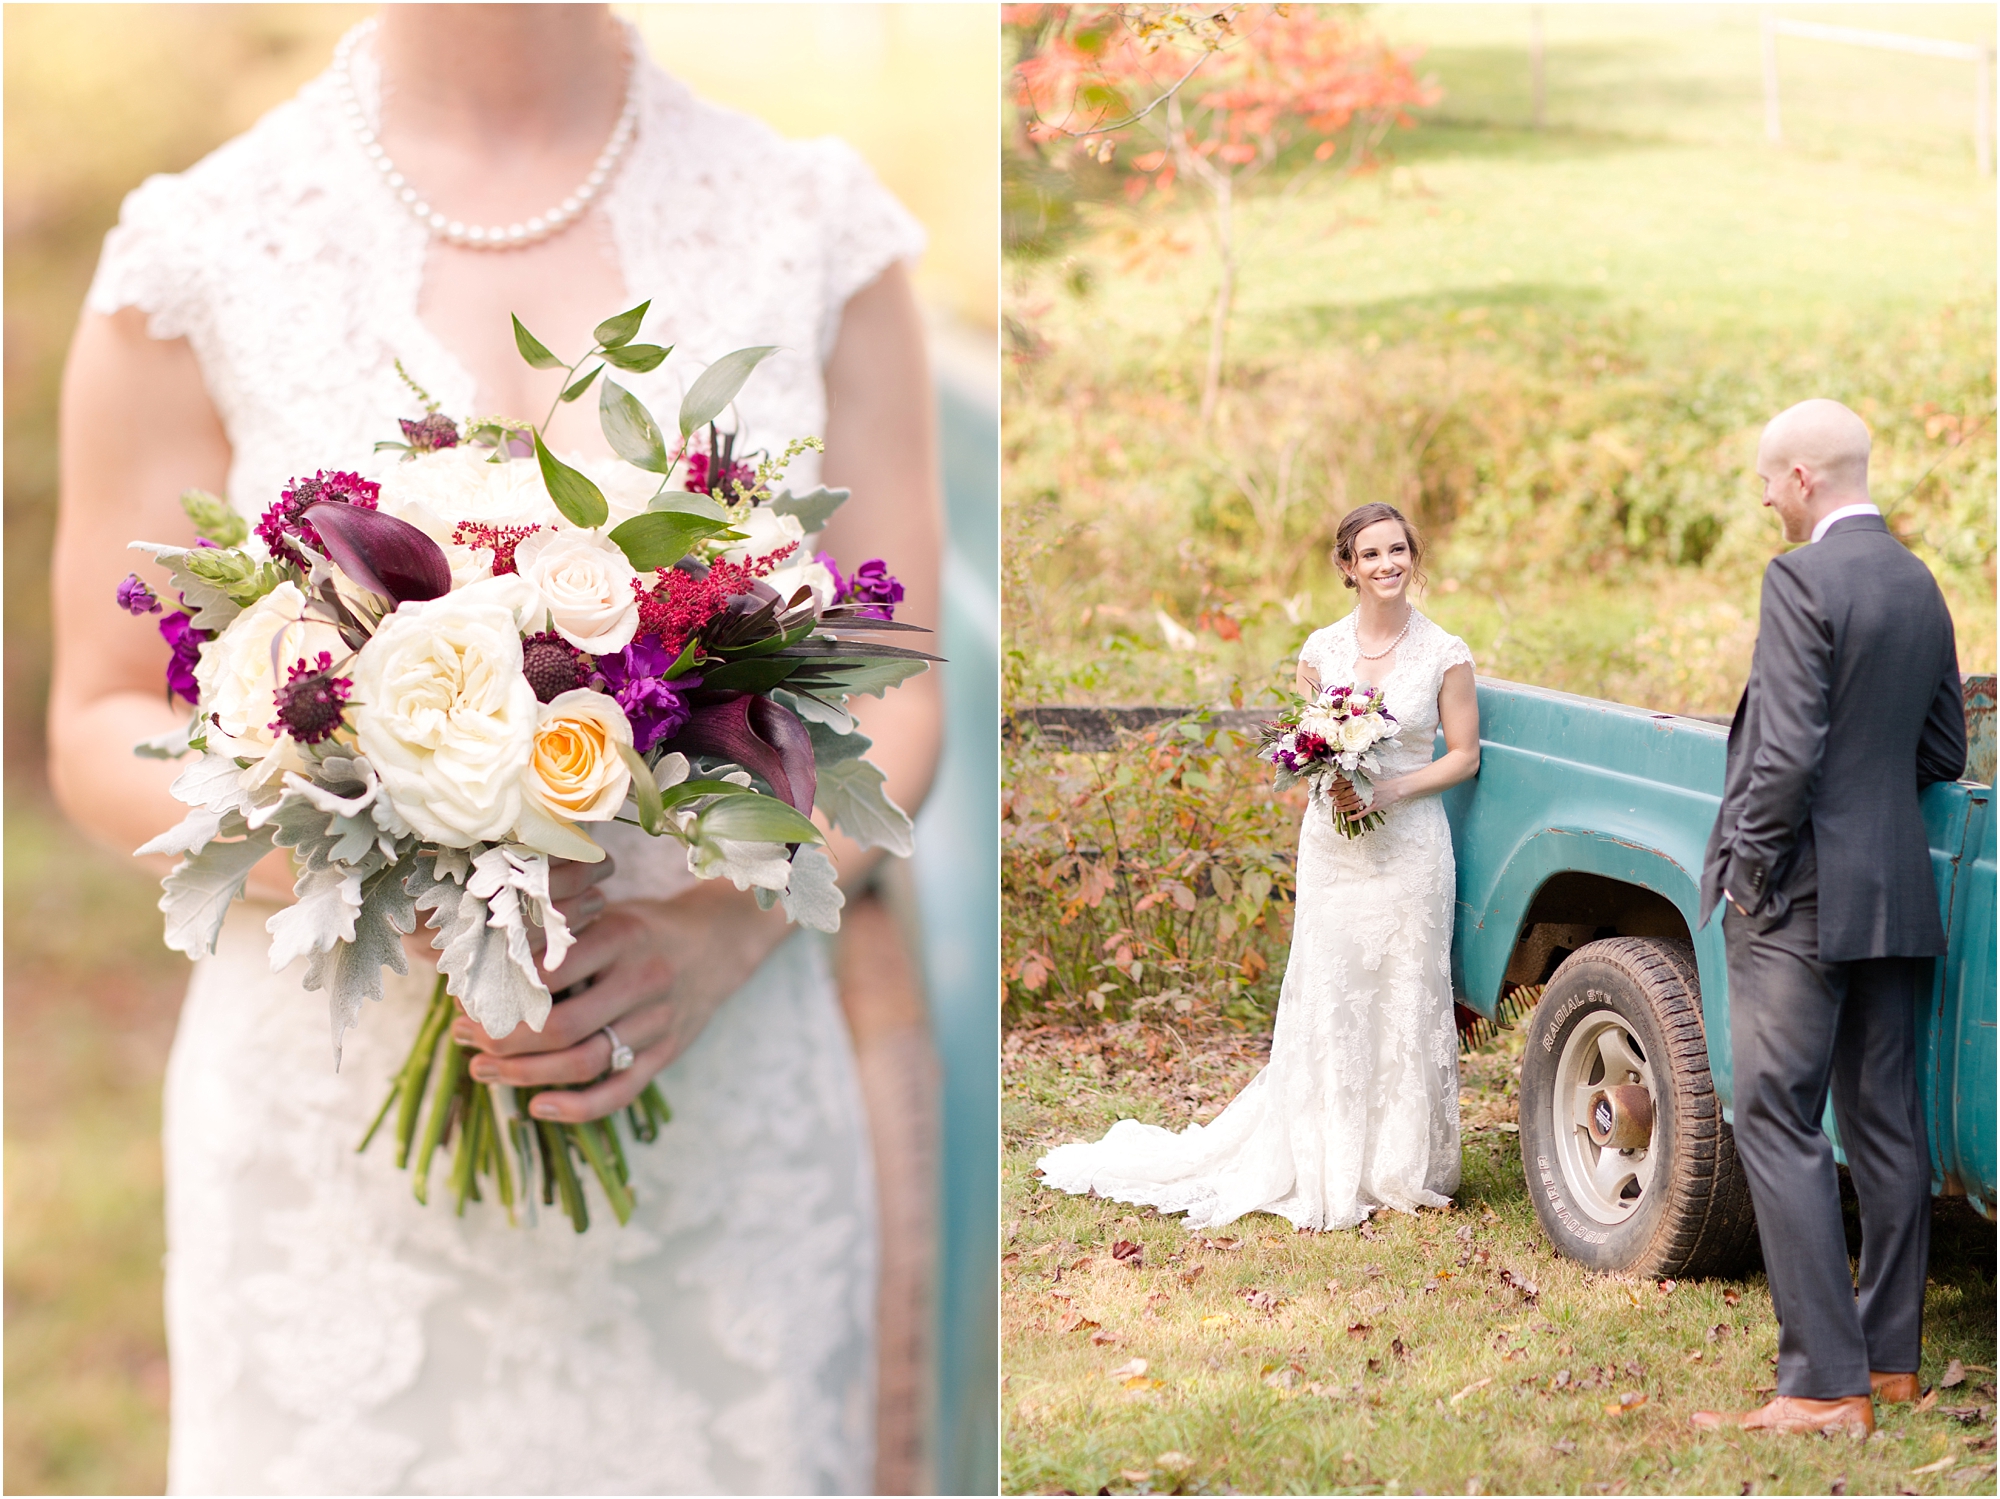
top-left (1551, 1010), bottom-right (1660, 1226)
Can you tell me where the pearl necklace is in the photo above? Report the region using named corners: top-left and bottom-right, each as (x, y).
top-left (330, 18), bottom-right (638, 251)
top-left (1354, 605), bottom-right (1414, 660)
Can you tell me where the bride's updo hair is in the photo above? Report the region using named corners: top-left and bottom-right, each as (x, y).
top-left (1334, 502), bottom-right (1425, 591)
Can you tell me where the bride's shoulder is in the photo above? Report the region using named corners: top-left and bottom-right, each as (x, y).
top-left (1299, 614), bottom-right (1354, 661)
top-left (1414, 610), bottom-right (1476, 672)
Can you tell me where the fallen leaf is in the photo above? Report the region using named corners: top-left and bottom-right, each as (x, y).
top-left (1060, 1311), bottom-right (1100, 1334)
top-left (1367, 1358), bottom-right (1383, 1373)
top-left (1347, 1323), bottom-right (1373, 1339)
top-left (1001, 1252), bottom-right (1019, 1266)
top-left (1552, 1439), bottom-right (1577, 1456)
top-left (1392, 1338), bottom-right (1414, 1362)
top-left (1939, 1405), bottom-right (1990, 1424)
top-left (1120, 1470), bottom-right (1152, 1483)
top-left (1200, 1314), bottom-right (1232, 1328)
top-left (1829, 1478), bottom-right (1846, 1496)
top-left (1450, 1376), bottom-right (1494, 1404)
top-left (1365, 1263), bottom-right (1387, 1279)
top-left (1178, 1263), bottom-right (1206, 1287)
top-left (1909, 1453), bottom-right (1954, 1475)
top-left (1916, 1387), bottom-right (1941, 1414)
top-left (1107, 1358), bottom-right (1149, 1380)
top-left (1454, 1224), bottom-right (1475, 1242)
top-left (1156, 1452), bottom-right (1191, 1471)
top-left (1942, 1358), bottom-right (1967, 1388)
top-left (1091, 1328), bottom-right (1120, 1346)
top-left (1241, 1288), bottom-right (1284, 1314)
top-left (1964, 1434), bottom-right (1997, 1453)
top-left (1658, 1279), bottom-right (1678, 1294)
top-left (1604, 1391), bottom-right (1647, 1416)
top-left (1550, 1369), bottom-right (1573, 1391)
top-left (1723, 1289), bottom-right (1741, 1307)
top-left (1359, 1221), bottom-right (1383, 1241)
top-left (1111, 1239), bottom-right (1144, 1267)
top-left (1686, 1352), bottom-right (1706, 1364)
top-left (1324, 1278), bottom-right (1342, 1294)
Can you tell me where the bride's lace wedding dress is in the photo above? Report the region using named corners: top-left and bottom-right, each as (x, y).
top-left (88, 38), bottom-right (921, 1497)
top-left (1039, 610), bottom-right (1470, 1231)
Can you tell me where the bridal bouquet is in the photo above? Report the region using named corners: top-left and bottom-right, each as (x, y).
top-left (121, 302), bottom-right (935, 1229)
top-left (1257, 683), bottom-right (1399, 838)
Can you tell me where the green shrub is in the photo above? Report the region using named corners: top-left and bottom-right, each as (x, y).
top-left (1003, 713), bottom-right (1301, 1028)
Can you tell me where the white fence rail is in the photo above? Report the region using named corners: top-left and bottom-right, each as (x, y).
top-left (1761, 12), bottom-right (1995, 172)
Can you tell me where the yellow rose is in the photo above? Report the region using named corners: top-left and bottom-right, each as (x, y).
top-left (513, 689), bottom-right (635, 861)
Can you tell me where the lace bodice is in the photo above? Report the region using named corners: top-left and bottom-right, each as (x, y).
top-left (86, 37), bottom-right (924, 525)
top-left (1299, 609), bottom-right (1475, 778)
top-left (91, 38), bottom-right (917, 1495)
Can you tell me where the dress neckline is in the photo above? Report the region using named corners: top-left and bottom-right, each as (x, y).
top-left (1339, 607), bottom-right (1423, 694)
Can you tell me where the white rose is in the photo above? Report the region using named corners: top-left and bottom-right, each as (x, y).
top-left (348, 575), bottom-right (543, 846)
top-left (513, 689), bottom-right (635, 862)
top-left (718, 506), bottom-right (808, 565)
top-left (1339, 716), bottom-right (1378, 753)
top-left (375, 447), bottom-right (563, 542)
top-left (194, 581), bottom-right (345, 762)
top-left (513, 528), bottom-right (641, 654)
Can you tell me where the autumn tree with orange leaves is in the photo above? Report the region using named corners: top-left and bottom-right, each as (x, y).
top-left (1009, 5), bottom-right (1438, 420)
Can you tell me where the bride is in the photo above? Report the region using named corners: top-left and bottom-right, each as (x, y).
top-left (48, 7), bottom-right (940, 1493)
top-left (1038, 502), bottom-right (1479, 1231)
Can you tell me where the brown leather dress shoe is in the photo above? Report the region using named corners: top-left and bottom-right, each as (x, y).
top-left (1870, 1371), bottom-right (1919, 1403)
top-left (1689, 1395), bottom-right (1875, 1437)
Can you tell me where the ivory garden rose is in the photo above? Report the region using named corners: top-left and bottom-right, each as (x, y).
top-left (513, 528), bottom-right (641, 654)
top-left (347, 573), bottom-right (543, 847)
top-left (194, 580), bottom-right (343, 768)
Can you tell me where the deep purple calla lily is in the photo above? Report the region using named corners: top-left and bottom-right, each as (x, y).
top-left (661, 693), bottom-right (817, 815)
top-left (302, 501), bottom-right (452, 604)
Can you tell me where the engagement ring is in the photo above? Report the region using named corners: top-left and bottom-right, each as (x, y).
top-left (602, 1025), bottom-right (635, 1073)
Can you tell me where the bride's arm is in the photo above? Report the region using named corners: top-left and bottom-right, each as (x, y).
top-left (49, 307), bottom-right (295, 902)
top-left (1367, 661), bottom-right (1480, 810)
top-left (463, 261), bottom-right (946, 1123)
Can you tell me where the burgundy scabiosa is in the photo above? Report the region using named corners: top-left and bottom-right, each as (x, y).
top-left (117, 573), bottom-right (163, 615)
top-left (590, 637), bottom-right (698, 753)
top-left (398, 414), bottom-right (461, 453)
top-left (257, 470), bottom-right (380, 569)
top-left (158, 611), bottom-right (205, 705)
top-left (269, 652), bottom-right (353, 745)
top-left (521, 630), bottom-right (589, 703)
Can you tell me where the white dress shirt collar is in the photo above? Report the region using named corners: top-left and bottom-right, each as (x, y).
top-left (1811, 502), bottom-right (1881, 544)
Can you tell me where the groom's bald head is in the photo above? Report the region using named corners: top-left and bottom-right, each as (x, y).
top-left (1755, 399), bottom-right (1872, 543)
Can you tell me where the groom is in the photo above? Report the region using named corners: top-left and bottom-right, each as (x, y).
top-left (1692, 398), bottom-right (1966, 1438)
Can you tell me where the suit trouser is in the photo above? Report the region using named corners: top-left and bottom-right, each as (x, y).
top-left (1723, 899), bottom-right (1931, 1400)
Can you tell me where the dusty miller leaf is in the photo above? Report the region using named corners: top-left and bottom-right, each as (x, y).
top-left (780, 844), bottom-right (844, 933)
top-left (769, 486), bottom-right (848, 532)
top-left (814, 757), bottom-right (914, 856)
top-left (159, 816), bottom-right (276, 957)
top-left (303, 854), bottom-right (418, 1067)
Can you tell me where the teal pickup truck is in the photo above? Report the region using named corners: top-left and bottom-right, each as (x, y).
top-left (1443, 678), bottom-right (1995, 1277)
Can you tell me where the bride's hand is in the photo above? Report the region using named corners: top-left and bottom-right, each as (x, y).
top-left (447, 878), bottom-right (792, 1123)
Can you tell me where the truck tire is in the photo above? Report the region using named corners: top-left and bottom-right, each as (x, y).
top-left (1518, 937), bottom-right (1759, 1277)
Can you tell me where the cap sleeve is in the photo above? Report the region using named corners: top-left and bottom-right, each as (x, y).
top-left (1441, 631), bottom-right (1475, 674)
top-left (84, 172), bottom-right (208, 342)
top-left (802, 138), bottom-right (926, 361)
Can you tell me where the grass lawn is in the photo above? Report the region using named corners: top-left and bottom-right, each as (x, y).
top-left (1005, 4), bottom-right (1994, 718)
top-left (4, 793), bottom-right (182, 1495)
top-left (1002, 1024), bottom-right (1997, 1496)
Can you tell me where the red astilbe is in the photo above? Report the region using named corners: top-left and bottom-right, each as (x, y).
top-left (633, 544), bottom-right (798, 659)
top-left (452, 521), bottom-right (541, 575)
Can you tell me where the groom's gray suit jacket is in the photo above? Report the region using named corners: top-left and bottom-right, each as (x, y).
top-left (1700, 513), bottom-right (1966, 961)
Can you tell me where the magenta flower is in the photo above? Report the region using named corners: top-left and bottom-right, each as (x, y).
top-left (683, 451), bottom-right (757, 499)
top-left (819, 553), bottom-right (904, 620)
top-left (257, 470), bottom-right (380, 569)
top-left (158, 611), bottom-right (204, 705)
top-left (269, 652), bottom-right (352, 745)
top-left (117, 573), bottom-right (163, 615)
top-left (590, 637), bottom-right (699, 753)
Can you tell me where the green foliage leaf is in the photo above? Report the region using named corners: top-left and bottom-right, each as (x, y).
top-left (699, 656), bottom-right (805, 694)
top-left (696, 793), bottom-right (824, 847)
top-left (657, 776), bottom-right (755, 809)
top-left (647, 490), bottom-right (730, 521)
top-left (770, 486), bottom-right (850, 532)
top-left (180, 488), bottom-right (248, 546)
top-left (511, 314), bottom-right (565, 370)
top-left (615, 743), bottom-right (665, 835)
top-left (532, 430), bottom-right (608, 529)
top-left (598, 377), bottom-right (669, 472)
top-left (787, 656), bottom-right (931, 698)
top-left (600, 342), bottom-right (669, 373)
top-left (679, 345), bottom-right (778, 438)
top-left (560, 365), bottom-right (602, 403)
top-left (592, 301), bottom-right (651, 349)
top-left (607, 510), bottom-right (731, 572)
